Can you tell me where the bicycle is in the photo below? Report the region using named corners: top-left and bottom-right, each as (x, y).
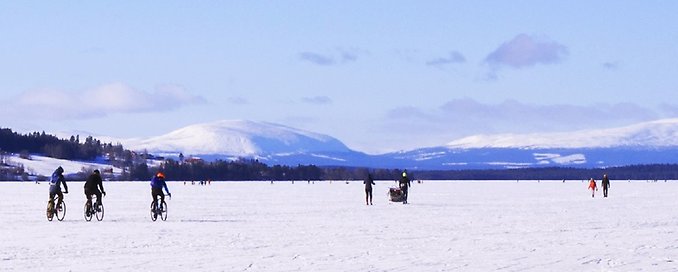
top-left (84, 194), bottom-right (104, 221)
top-left (150, 195), bottom-right (168, 221)
top-left (46, 194), bottom-right (66, 221)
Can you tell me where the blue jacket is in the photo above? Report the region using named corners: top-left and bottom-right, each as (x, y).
top-left (49, 170), bottom-right (67, 193)
top-left (151, 176), bottom-right (170, 194)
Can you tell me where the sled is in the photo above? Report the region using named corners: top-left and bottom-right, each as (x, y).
top-left (388, 187), bottom-right (406, 202)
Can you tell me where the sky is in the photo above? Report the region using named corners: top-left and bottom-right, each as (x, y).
top-left (1, 1), bottom-right (677, 154)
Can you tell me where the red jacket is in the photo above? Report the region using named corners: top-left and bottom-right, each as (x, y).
top-left (588, 180), bottom-right (597, 190)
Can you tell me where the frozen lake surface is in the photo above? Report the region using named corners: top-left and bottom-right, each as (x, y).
top-left (2, 180), bottom-right (678, 271)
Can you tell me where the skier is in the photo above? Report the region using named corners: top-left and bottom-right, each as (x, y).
top-left (364, 173), bottom-right (375, 205)
top-left (588, 178), bottom-right (597, 198)
top-left (399, 171), bottom-right (411, 204)
top-left (48, 166), bottom-right (68, 211)
top-left (601, 174), bottom-right (610, 198)
top-left (151, 172), bottom-right (171, 212)
top-left (84, 169), bottom-right (106, 210)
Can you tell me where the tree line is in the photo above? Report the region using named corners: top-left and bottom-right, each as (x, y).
top-left (3, 127), bottom-right (678, 181)
top-left (126, 161), bottom-right (678, 182)
top-left (126, 158), bottom-right (408, 181)
top-left (0, 128), bottom-right (129, 161)
top-left (413, 164), bottom-right (678, 181)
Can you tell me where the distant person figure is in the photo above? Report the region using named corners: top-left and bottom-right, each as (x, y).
top-left (588, 178), bottom-right (598, 198)
top-left (84, 169), bottom-right (106, 209)
top-left (364, 173), bottom-right (375, 205)
top-left (151, 172), bottom-right (171, 211)
top-left (601, 174), bottom-right (610, 198)
top-left (48, 166), bottom-right (68, 210)
top-left (399, 171), bottom-right (411, 204)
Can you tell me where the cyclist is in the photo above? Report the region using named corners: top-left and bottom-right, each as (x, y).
top-left (151, 172), bottom-right (171, 211)
top-left (48, 166), bottom-right (68, 210)
top-left (84, 169), bottom-right (106, 210)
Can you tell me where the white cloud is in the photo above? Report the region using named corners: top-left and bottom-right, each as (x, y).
top-left (484, 34), bottom-right (568, 79)
top-left (298, 48), bottom-right (364, 66)
top-left (602, 61), bottom-right (620, 70)
top-left (426, 51), bottom-right (466, 67)
top-left (2, 83), bottom-right (205, 120)
top-left (301, 96), bottom-right (333, 105)
top-left (299, 52), bottom-right (336, 66)
top-left (227, 97), bottom-right (249, 105)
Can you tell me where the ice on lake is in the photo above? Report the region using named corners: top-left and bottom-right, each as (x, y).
top-left (2, 180), bottom-right (678, 271)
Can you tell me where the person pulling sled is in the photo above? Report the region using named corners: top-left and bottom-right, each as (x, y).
top-left (388, 171), bottom-right (412, 204)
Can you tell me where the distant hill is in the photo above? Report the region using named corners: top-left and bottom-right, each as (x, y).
top-left (111, 118), bottom-right (678, 170)
top-left (446, 118), bottom-right (678, 148)
top-left (116, 120), bottom-right (372, 165)
top-left (7, 118), bottom-right (678, 180)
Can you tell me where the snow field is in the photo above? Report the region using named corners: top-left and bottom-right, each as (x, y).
top-left (1, 181), bottom-right (678, 271)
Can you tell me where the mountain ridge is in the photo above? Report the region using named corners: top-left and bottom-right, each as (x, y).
top-left (48, 118), bottom-right (678, 170)
top-left (446, 118), bottom-right (678, 149)
top-left (122, 119), bottom-right (355, 157)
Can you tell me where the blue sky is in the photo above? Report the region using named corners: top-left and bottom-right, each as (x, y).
top-left (1, 1), bottom-right (677, 153)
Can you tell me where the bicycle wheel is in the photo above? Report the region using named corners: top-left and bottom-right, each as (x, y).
top-left (95, 202), bottom-right (104, 221)
top-left (84, 201), bottom-right (93, 221)
top-left (150, 201), bottom-right (158, 221)
top-left (159, 200), bottom-right (167, 221)
top-left (56, 199), bottom-right (66, 221)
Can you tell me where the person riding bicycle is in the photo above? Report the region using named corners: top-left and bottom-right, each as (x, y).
top-left (151, 172), bottom-right (171, 211)
top-left (84, 169), bottom-right (106, 210)
top-left (48, 166), bottom-right (68, 210)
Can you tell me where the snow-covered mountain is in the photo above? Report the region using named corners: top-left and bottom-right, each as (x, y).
top-left (385, 118), bottom-right (678, 169)
top-left (120, 120), bottom-right (364, 163)
top-left (36, 118), bottom-right (678, 171)
top-left (446, 118), bottom-right (678, 149)
top-left (110, 118), bottom-right (678, 169)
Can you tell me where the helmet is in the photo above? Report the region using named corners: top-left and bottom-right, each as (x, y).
top-left (56, 166), bottom-right (64, 173)
top-left (93, 169), bottom-right (100, 174)
top-left (156, 172), bottom-right (165, 179)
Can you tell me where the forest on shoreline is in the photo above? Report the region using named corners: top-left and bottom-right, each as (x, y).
top-left (3, 128), bottom-right (678, 181)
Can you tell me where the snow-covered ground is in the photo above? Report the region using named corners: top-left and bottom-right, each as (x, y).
top-left (1, 181), bottom-right (677, 271)
top-left (5, 154), bottom-right (123, 177)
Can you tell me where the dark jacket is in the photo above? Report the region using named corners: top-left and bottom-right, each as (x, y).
top-left (364, 175), bottom-right (375, 190)
top-left (601, 176), bottom-right (610, 188)
top-left (84, 173), bottom-right (104, 192)
top-left (399, 175), bottom-right (411, 190)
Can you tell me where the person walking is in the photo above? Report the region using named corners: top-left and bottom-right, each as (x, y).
top-left (588, 178), bottom-right (597, 198)
top-left (601, 174), bottom-right (610, 198)
top-left (364, 173), bottom-right (375, 205)
top-left (399, 171), bottom-right (411, 204)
